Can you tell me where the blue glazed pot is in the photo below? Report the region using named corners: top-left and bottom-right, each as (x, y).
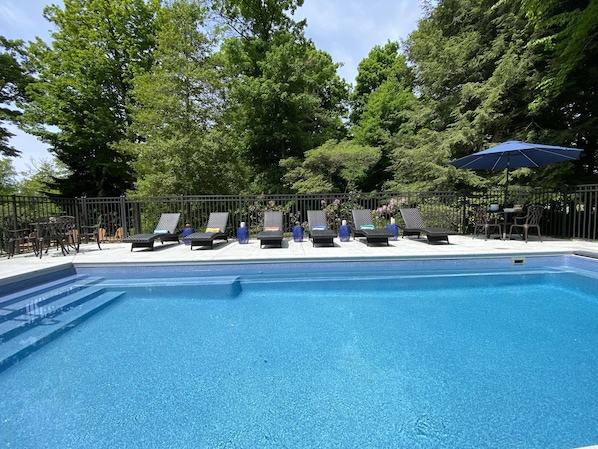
top-left (339, 224), bottom-right (351, 242)
top-left (386, 223), bottom-right (399, 241)
top-left (182, 226), bottom-right (194, 245)
top-left (292, 225), bottom-right (303, 242)
top-left (237, 226), bottom-right (249, 244)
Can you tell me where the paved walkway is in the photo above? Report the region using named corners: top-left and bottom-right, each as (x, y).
top-left (2, 234), bottom-right (596, 285)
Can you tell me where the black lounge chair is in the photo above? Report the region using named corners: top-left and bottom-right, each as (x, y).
top-left (124, 213), bottom-right (181, 251)
top-left (399, 208), bottom-right (451, 244)
top-left (184, 212), bottom-right (229, 249)
top-left (351, 209), bottom-right (393, 246)
top-left (307, 210), bottom-right (337, 247)
top-left (257, 211), bottom-right (284, 248)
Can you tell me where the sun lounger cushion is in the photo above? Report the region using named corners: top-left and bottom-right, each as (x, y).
top-left (205, 227), bottom-right (220, 233)
top-left (359, 225), bottom-right (375, 230)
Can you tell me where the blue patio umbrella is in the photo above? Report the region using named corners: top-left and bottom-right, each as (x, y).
top-left (448, 140), bottom-right (583, 204)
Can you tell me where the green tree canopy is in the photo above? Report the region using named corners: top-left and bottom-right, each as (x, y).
top-left (218, 0), bottom-right (349, 192)
top-left (383, 0), bottom-right (589, 192)
top-left (0, 157), bottom-right (17, 194)
top-left (120, 0), bottom-right (248, 196)
top-left (0, 37), bottom-right (32, 158)
top-left (280, 139), bottom-right (381, 193)
top-left (21, 0), bottom-right (160, 197)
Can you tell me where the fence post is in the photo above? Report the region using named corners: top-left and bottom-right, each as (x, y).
top-left (460, 192), bottom-right (467, 235)
top-left (11, 194), bottom-right (18, 231)
top-left (120, 195), bottom-right (128, 238)
top-left (180, 195), bottom-right (185, 226)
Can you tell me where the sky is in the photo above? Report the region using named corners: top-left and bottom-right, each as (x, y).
top-left (0, 0), bottom-right (425, 175)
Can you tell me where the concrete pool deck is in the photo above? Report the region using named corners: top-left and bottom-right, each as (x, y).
top-left (2, 233), bottom-right (597, 284)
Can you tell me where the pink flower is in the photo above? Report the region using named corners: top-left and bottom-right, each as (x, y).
top-left (321, 200), bottom-right (326, 205)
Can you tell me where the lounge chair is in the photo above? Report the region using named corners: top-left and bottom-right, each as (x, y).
top-left (257, 211), bottom-right (284, 248)
top-left (351, 209), bottom-right (394, 246)
top-left (399, 208), bottom-right (451, 244)
top-left (307, 210), bottom-right (337, 247)
top-left (184, 212), bottom-right (229, 249)
top-left (508, 205), bottom-right (543, 242)
top-left (123, 213), bottom-right (181, 251)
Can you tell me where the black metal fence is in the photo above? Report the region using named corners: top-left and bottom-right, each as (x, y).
top-left (2, 184), bottom-right (598, 253)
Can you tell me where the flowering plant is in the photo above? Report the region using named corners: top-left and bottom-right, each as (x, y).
top-left (320, 198), bottom-right (342, 228)
top-left (373, 197), bottom-right (408, 225)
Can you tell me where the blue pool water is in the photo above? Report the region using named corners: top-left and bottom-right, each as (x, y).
top-left (1, 256), bottom-right (598, 448)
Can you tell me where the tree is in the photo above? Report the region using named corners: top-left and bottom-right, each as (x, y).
top-left (350, 42), bottom-right (416, 190)
top-left (217, 0), bottom-right (349, 192)
top-left (383, 0), bottom-right (587, 192)
top-left (350, 41), bottom-right (414, 127)
top-left (0, 157), bottom-right (17, 194)
top-left (0, 37), bottom-right (32, 158)
top-left (280, 139), bottom-right (381, 193)
top-left (523, 0), bottom-right (598, 107)
top-left (119, 0), bottom-right (248, 196)
top-left (17, 158), bottom-right (67, 196)
top-left (523, 0), bottom-right (598, 179)
top-left (21, 0), bottom-right (160, 197)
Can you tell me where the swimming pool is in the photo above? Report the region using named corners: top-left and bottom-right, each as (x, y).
top-left (1, 255), bottom-right (597, 448)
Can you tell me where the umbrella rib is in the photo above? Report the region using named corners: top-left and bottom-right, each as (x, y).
top-left (536, 148), bottom-right (581, 161)
top-left (520, 151), bottom-right (539, 167)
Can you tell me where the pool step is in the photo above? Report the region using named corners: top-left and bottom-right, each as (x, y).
top-left (100, 276), bottom-right (243, 298)
top-left (0, 275), bottom-right (104, 323)
top-left (0, 290), bottom-right (124, 373)
top-left (0, 274), bottom-right (103, 309)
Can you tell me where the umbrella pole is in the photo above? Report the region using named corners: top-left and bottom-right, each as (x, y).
top-left (504, 155), bottom-right (510, 206)
top-left (504, 168), bottom-right (509, 206)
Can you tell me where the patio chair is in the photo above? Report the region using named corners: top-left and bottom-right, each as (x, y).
top-left (472, 206), bottom-right (502, 240)
top-left (257, 211), bottom-right (284, 248)
top-left (307, 210), bottom-right (337, 247)
top-left (123, 213), bottom-right (181, 251)
top-left (184, 212), bottom-right (229, 249)
top-left (77, 214), bottom-right (103, 251)
top-left (399, 208), bottom-right (451, 244)
top-left (6, 226), bottom-right (39, 258)
top-left (351, 209), bottom-right (393, 246)
top-left (508, 205), bottom-right (543, 242)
